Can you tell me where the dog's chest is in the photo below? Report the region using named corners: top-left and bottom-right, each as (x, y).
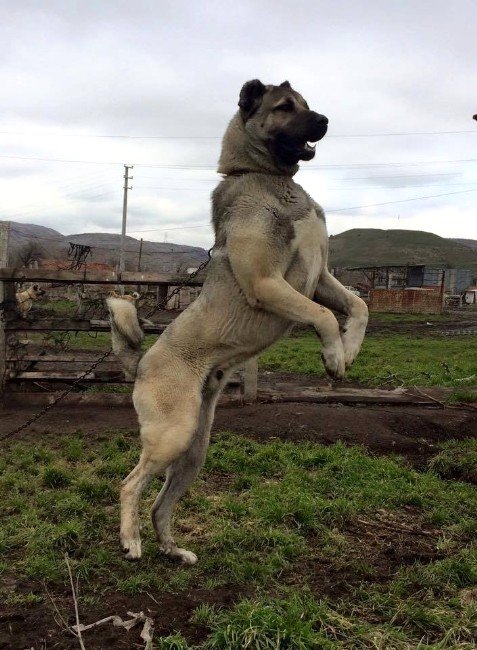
top-left (289, 211), bottom-right (325, 296)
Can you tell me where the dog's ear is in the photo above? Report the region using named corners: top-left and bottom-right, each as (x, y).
top-left (279, 80), bottom-right (292, 89)
top-left (32, 285), bottom-right (38, 291)
top-left (238, 79), bottom-right (266, 121)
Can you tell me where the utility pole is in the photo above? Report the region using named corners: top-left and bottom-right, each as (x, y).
top-left (118, 164), bottom-right (133, 276)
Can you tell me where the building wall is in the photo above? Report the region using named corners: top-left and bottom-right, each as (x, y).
top-left (369, 288), bottom-right (443, 314)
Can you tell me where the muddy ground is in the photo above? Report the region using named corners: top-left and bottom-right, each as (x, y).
top-left (1, 393), bottom-right (476, 466)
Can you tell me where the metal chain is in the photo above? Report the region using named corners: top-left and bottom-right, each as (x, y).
top-left (145, 248), bottom-right (212, 318)
top-left (0, 347), bottom-right (113, 442)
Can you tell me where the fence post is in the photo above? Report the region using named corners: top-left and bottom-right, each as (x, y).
top-left (0, 222), bottom-right (12, 396)
top-left (243, 357), bottom-right (258, 403)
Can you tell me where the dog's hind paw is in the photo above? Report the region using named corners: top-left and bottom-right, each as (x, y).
top-left (121, 538), bottom-right (142, 560)
top-left (161, 544), bottom-right (198, 565)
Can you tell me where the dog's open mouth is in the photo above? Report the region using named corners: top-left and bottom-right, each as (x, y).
top-left (272, 118), bottom-right (328, 165)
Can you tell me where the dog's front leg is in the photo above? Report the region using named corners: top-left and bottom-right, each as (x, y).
top-left (251, 276), bottom-right (345, 378)
top-left (228, 229), bottom-right (345, 379)
top-left (314, 270), bottom-right (368, 368)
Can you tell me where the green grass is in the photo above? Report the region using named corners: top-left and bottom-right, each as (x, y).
top-left (369, 312), bottom-right (452, 323)
top-left (66, 331), bottom-right (156, 351)
top-left (259, 332), bottom-right (477, 387)
top-left (1, 430), bottom-right (476, 647)
top-left (429, 439), bottom-right (477, 484)
top-left (45, 299), bottom-right (77, 315)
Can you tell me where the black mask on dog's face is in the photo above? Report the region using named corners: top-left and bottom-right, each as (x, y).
top-left (238, 79), bottom-right (328, 166)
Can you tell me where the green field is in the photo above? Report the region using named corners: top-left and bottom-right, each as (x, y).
top-left (1, 431), bottom-right (476, 648)
top-left (260, 332), bottom-right (477, 388)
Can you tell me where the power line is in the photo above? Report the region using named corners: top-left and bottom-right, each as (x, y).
top-left (327, 188), bottom-right (477, 213)
top-left (6, 185), bottom-right (477, 246)
top-left (128, 187), bottom-right (477, 232)
top-left (0, 129), bottom-right (476, 139)
top-left (2, 153), bottom-right (477, 169)
top-left (135, 181), bottom-right (477, 192)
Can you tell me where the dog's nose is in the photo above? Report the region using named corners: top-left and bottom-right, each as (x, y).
top-left (315, 113), bottom-right (328, 125)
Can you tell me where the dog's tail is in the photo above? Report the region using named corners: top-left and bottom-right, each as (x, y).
top-left (106, 296), bottom-right (144, 380)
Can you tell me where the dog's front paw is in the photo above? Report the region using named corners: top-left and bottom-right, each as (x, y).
top-left (321, 342), bottom-right (346, 380)
top-left (341, 320), bottom-right (367, 368)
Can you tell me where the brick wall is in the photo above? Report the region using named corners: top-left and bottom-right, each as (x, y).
top-left (369, 288), bottom-right (443, 314)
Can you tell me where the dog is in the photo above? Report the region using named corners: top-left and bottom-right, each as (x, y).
top-left (108, 290), bottom-right (140, 302)
top-left (107, 79), bottom-right (369, 565)
top-left (15, 284), bottom-right (45, 318)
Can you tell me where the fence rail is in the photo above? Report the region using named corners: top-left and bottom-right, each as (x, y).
top-left (0, 267), bottom-right (205, 286)
top-left (0, 224), bottom-right (257, 408)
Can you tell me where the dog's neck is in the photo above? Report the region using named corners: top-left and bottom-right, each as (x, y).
top-left (217, 113), bottom-right (299, 177)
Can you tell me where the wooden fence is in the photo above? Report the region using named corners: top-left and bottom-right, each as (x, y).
top-left (0, 223), bottom-right (257, 405)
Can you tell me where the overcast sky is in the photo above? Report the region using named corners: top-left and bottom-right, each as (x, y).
top-left (1, 0), bottom-right (476, 252)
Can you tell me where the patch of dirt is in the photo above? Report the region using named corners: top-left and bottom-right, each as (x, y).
top-left (0, 585), bottom-right (240, 649)
top-left (215, 402), bottom-right (476, 467)
top-left (285, 507), bottom-right (445, 597)
top-left (1, 398), bottom-right (475, 467)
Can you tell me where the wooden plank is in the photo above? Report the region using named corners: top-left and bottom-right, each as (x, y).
top-left (0, 267), bottom-right (205, 286)
top-left (5, 318), bottom-right (167, 333)
top-left (10, 371), bottom-right (95, 380)
top-left (3, 387), bottom-right (454, 410)
top-left (258, 388), bottom-right (437, 405)
top-left (6, 355), bottom-right (119, 363)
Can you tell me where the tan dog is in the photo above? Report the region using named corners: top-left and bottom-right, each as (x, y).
top-left (108, 290), bottom-right (140, 302)
top-left (107, 79), bottom-right (368, 564)
top-left (16, 284), bottom-right (45, 318)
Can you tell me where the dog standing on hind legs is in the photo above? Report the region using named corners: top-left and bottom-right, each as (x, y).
top-left (107, 79), bottom-right (369, 565)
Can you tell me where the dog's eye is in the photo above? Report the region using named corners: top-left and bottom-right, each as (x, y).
top-left (274, 102), bottom-right (294, 112)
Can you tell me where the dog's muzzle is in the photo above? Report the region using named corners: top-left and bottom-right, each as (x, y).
top-left (272, 111), bottom-right (329, 165)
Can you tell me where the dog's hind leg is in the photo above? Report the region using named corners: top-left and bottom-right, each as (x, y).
top-left (151, 368), bottom-right (231, 565)
top-left (120, 375), bottom-right (203, 560)
top-left (120, 451), bottom-right (156, 560)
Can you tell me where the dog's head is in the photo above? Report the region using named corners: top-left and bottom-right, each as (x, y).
top-left (218, 80), bottom-right (328, 175)
top-left (28, 284), bottom-right (45, 300)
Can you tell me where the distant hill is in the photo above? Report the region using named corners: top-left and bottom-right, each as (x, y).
top-left (451, 238), bottom-right (477, 253)
top-left (3, 221), bottom-right (208, 272)
top-left (329, 229), bottom-right (477, 271)
top-left (4, 221), bottom-right (477, 276)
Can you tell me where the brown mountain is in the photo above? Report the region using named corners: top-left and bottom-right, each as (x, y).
top-left (3, 221), bottom-right (208, 272)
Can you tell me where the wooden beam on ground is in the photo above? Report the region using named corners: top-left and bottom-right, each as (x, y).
top-left (0, 267), bottom-right (205, 286)
top-left (258, 387), bottom-right (443, 406)
top-left (2, 386), bottom-right (459, 410)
